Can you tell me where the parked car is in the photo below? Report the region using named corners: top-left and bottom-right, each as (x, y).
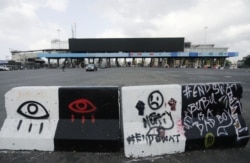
top-left (85, 64), bottom-right (97, 71)
top-left (0, 65), bottom-right (10, 71)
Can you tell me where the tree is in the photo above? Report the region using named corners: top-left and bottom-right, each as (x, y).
top-left (225, 59), bottom-right (232, 67)
top-left (244, 55), bottom-right (250, 66)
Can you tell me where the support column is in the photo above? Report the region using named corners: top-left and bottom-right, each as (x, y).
top-left (124, 58), bottom-right (127, 67)
top-left (132, 58), bottom-right (136, 66)
top-left (210, 58), bottom-right (214, 68)
top-left (57, 59), bottom-right (60, 68)
top-left (80, 59), bottom-right (85, 68)
top-left (141, 58), bottom-right (145, 67)
top-left (169, 58), bottom-right (175, 68)
top-left (115, 58), bottom-right (118, 67)
top-left (48, 58), bottom-right (51, 68)
top-left (107, 58), bottom-right (111, 67)
top-left (197, 58), bottom-right (201, 68)
top-left (150, 58), bottom-right (155, 67)
top-left (164, 58), bottom-right (169, 67)
top-left (222, 58), bottom-right (226, 68)
top-left (201, 58), bottom-right (205, 67)
top-left (98, 58), bottom-right (102, 67)
top-left (70, 58), bottom-right (73, 68)
top-left (158, 58), bottom-right (163, 67)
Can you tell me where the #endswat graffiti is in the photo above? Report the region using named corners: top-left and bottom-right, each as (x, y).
top-left (122, 85), bottom-right (185, 158)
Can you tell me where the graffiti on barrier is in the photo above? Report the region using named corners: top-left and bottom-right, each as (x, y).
top-left (68, 98), bottom-right (96, 124)
top-left (142, 111), bottom-right (175, 144)
top-left (204, 132), bottom-right (215, 148)
top-left (128, 89), bottom-right (181, 145)
top-left (17, 101), bottom-right (49, 133)
top-left (135, 100), bottom-right (145, 116)
top-left (148, 90), bottom-right (164, 110)
top-left (182, 83), bottom-right (249, 148)
top-left (127, 133), bottom-right (181, 145)
top-left (168, 98), bottom-right (177, 111)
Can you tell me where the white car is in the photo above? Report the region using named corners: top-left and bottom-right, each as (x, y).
top-left (0, 65), bottom-right (10, 71)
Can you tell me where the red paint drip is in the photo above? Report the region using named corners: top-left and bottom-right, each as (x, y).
top-left (82, 115), bottom-right (85, 124)
top-left (71, 114), bottom-right (75, 122)
top-left (91, 115), bottom-right (95, 123)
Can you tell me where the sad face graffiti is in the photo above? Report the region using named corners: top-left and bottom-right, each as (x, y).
top-left (148, 90), bottom-right (164, 110)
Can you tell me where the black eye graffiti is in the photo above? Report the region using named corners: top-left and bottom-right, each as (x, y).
top-left (17, 101), bottom-right (49, 119)
top-left (16, 101), bottom-right (49, 134)
top-left (68, 99), bottom-right (97, 124)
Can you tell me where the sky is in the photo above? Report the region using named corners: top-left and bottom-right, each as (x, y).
top-left (0, 0), bottom-right (250, 62)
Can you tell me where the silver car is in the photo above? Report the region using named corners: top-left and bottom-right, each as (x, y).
top-left (85, 64), bottom-right (97, 71)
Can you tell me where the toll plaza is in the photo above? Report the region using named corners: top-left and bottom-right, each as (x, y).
top-left (10, 37), bottom-right (238, 69)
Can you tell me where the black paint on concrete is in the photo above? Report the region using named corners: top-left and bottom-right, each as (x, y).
top-left (181, 83), bottom-right (249, 150)
top-left (54, 87), bottom-right (120, 152)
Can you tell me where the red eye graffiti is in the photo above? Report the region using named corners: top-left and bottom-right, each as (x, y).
top-left (68, 99), bottom-right (97, 124)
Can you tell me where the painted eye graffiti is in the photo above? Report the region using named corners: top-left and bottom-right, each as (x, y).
top-left (16, 101), bottom-right (49, 134)
top-left (17, 101), bottom-right (49, 119)
top-left (68, 99), bottom-right (97, 124)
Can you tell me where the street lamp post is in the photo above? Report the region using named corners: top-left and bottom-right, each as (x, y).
top-left (57, 29), bottom-right (61, 49)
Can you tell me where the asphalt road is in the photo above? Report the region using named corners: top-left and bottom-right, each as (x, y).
top-left (0, 67), bottom-right (250, 163)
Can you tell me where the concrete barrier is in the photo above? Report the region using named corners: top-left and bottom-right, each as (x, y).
top-left (0, 86), bottom-right (120, 152)
top-left (0, 83), bottom-right (248, 157)
top-left (0, 86), bottom-right (59, 151)
top-left (121, 85), bottom-right (186, 157)
top-left (54, 86), bottom-right (120, 152)
top-left (182, 83), bottom-right (249, 150)
top-left (121, 83), bottom-right (249, 158)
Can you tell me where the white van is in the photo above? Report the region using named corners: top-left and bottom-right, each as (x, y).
top-left (0, 65), bottom-right (10, 71)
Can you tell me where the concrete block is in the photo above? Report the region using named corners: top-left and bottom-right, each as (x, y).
top-left (54, 86), bottom-right (120, 152)
top-left (0, 86), bottom-right (59, 151)
top-left (121, 85), bottom-right (186, 158)
top-left (182, 83), bottom-right (249, 149)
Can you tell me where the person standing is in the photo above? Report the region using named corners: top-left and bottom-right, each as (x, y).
top-left (62, 62), bottom-right (66, 72)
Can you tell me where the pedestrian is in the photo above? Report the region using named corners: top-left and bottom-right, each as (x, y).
top-left (62, 62), bottom-right (66, 72)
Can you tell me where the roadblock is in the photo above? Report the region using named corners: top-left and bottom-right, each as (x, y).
top-left (0, 83), bottom-right (249, 157)
top-left (181, 83), bottom-right (249, 150)
top-left (121, 84), bottom-right (186, 157)
top-left (0, 86), bottom-right (59, 151)
top-left (0, 86), bottom-right (120, 152)
top-left (121, 83), bottom-right (249, 157)
top-left (54, 86), bottom-right (120, 152)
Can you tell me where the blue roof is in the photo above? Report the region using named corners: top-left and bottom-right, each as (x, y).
top-left (38, 52), bottom-right (239, 58)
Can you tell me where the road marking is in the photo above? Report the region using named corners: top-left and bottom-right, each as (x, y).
top-left (224, 76), bottom-right (232, 78)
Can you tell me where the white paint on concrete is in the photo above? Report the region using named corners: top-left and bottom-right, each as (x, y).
top-left (0, 87), bottom-right (59, 151)
top-left (121, 85), bottom-right (186, 158)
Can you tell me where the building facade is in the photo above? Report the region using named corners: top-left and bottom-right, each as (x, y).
top-left (10, 38), bottom-right (238, 69)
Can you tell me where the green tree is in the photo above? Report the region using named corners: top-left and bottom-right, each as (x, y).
top-left (225, 60), bottom-right (232, 67)
top-left (244, 56), bottom-right (250, 66)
